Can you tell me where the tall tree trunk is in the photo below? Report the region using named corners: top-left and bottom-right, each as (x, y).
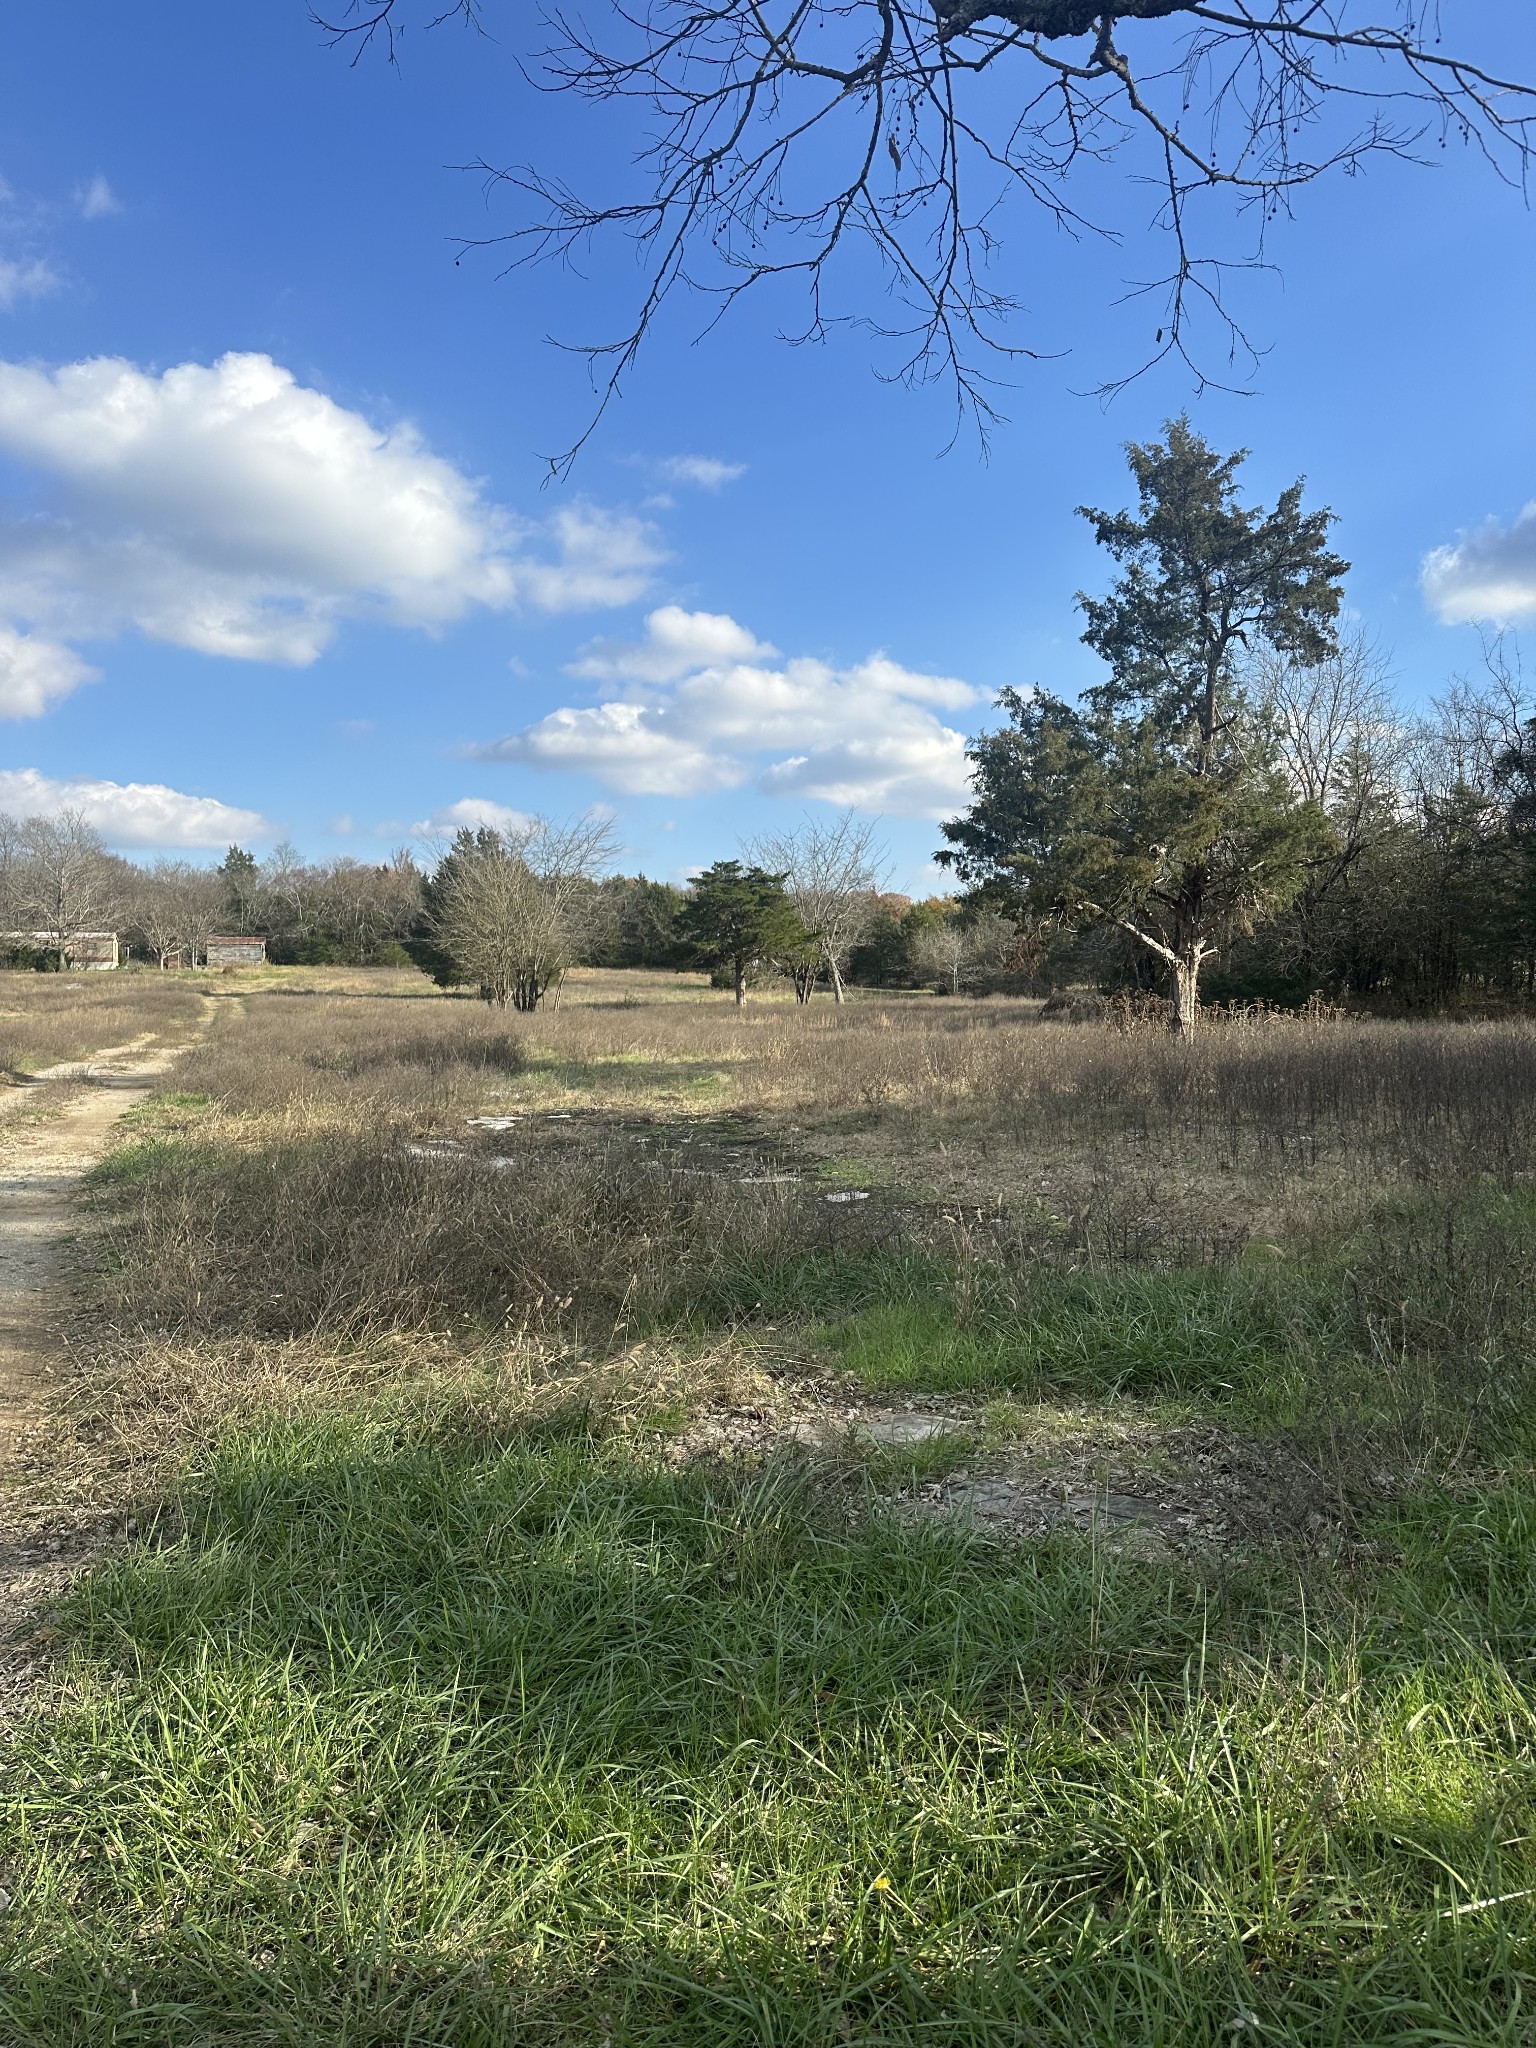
top-left (734, 956), bottom-right (747, 1006)
top-left (828, 955), bottom-right (846, 1004)
top-left (1170, 952), bottom-right (1201, 1038)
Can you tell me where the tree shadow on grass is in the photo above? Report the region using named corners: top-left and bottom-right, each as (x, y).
top-left (8, 1920), bottom-right (1534, 2047)
top-left (4, 1411), bottom-right (1536, 2045)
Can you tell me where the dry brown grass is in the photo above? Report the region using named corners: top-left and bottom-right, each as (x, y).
top-left (72, 967), bottom-right (1536, 1390)
top-left (0, 970), bottom-right (207, 1076)
top-left (173, 964), bottom-right (1536, 1162)
top-left (155, 967), bottom-right (1536, 1287)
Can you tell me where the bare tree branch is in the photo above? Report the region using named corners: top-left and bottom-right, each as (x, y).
top-left (321, 2), bottom-right (1533, 466)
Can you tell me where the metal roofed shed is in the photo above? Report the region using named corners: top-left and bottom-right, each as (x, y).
top-left (205, 936), bottom-right (268, 967)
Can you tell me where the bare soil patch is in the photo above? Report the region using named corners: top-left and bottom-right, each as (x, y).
top-left (663, 1368), bottom-right (1338, 1553)
top-left (0, 1036), bottom-right (202, 1702)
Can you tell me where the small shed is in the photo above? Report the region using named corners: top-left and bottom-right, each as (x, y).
top-left (206, 935), bottom-right (268, 967)
top-left (2, 930), bottom-right (120, 969)
top-left (68, 932), bottom-right (121, 969)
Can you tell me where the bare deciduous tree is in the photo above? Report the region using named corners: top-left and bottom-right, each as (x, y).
top-left (261, 841), bottom-right (319, 949)
top-left (133, 861), bottom-right (225, 968)
top-left (911, 907), bottom-right (1015, 994)
top-left (7, 811), bottom-right (121, 963)
top-left (318, 2), bottom-right (1532, 459)
top-left (750, 811), bottom-right (889, 1003)
top-left (1413, 631), bottom-right (1530, 813)
top-left (1256, 630), bottom-right (1408, 858)
top-left (313, 854), bottom-right (424, 963)
top-left (430, 813), bottom-right (617, 1008)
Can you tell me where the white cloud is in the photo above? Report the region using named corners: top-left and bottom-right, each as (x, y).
top-left (76, 174), bottom-right (121, 221)
top-left (512, 505), bottom-right (666, 614)
top-left (0, 628), bottom-right (98, 716)
top-left (0, 351), bottom-right (666, 699)
top-left (1423, 503), bottom-right (1536, 624)
top-left (483, 699), bottom-right (744, 798)
top-left (0, 769), bottom-right (269, 848)
top-left (0, 258), bottom-right (59, 308)
top-left (474, 606), bottom-right (979, 817)
top-left (658, 455), bottom-right (746, 490)
top-left (412, 796), bottom-right (535, 838)
top-left (569, 605), bottom-right (776, 684)
top-left (760, 732), bottom-right (973, 813)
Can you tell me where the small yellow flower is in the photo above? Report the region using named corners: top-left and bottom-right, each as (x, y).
top-left (872, 1875), bottom-right (892, 1892)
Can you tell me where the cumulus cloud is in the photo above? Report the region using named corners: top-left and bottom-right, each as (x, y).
top-left (412, 796), bottom-right (535, 838)
top-left (658, 455), bottom-right (746, 490)
top-left (0, 628), bottom-right (98, 716)
top-left (1423, 503), bottom-right (1536, 624)
top-left (0, 351), bottom-right (665, 699)
top-left (473, 607), bottom-right (978, 816)
top-left (0, 769), bottom-right (268, 848)
top-left (76, 174), bottom-right (121, 221)
top-left (512, 505), bottom-right (667, 615)
top-left (569, 605), bottom-right (776, 684)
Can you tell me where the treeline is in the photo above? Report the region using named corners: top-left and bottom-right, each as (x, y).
top-left (9, 458), bottom-right (1536, 1025)
top-left (0, 819), bottom-right (422, 969)
top-left (399, 814), bottom-right (1006, 1008)
top-left (0, 804), bottom-right (996, 1000)
top-left (940, 632), bottom-right (1536, 1014)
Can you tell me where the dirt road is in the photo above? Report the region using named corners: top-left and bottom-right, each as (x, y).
top-left (0, 1039), bottom-right (187, 1464)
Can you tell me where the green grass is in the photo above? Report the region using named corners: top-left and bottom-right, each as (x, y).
top-left (81, 1133), bottom-right (203, 1193)
top-left (724, 1257), bottom-right (1344, 1412)
top-left (24, 988), bottom-right (1536, 2043)
top-left (4, 1403), bottom-right (1536, 2044)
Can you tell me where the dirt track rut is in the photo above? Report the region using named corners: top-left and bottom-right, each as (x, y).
top-left (0, 1039), bottom-right (187, 1464)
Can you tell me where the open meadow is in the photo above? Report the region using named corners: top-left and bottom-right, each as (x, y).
top-left (5, 964), bottom-right (1536, 2044)
top-left (0, 972), bottom-right (207, 1080)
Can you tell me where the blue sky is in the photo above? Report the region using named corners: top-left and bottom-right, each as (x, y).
top-left (0, 2), bottom-right (1530, 892)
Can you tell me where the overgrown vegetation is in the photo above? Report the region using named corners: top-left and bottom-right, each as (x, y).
top-left (0, 970), bottom-right (204, 1077)
top-left (6, 967), bottom-right (1536, 2043)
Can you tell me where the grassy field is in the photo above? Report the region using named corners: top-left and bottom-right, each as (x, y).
top-left (0, 968), bottom-right (207, 1077)
top-left (6, 966), bottom-right (1536, 2043)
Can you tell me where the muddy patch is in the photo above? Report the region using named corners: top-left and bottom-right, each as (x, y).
top-left (665, 1377), bottom-right (1340, 1554)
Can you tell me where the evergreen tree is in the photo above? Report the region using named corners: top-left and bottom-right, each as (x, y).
top-left (677, 862), bottom-right (805, 1006)
top-left (217, 845), bottom-right (262, 934)
top-left (404, 829), bottom-right (493, 992)
top-left (940, 421), bottom-right (1345, 1034)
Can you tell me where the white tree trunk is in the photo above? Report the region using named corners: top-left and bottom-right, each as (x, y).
top-left (1170, 952), bottom-right (1201, 1038)
top-left (1115, 918), bottom-right (1209, 1041)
